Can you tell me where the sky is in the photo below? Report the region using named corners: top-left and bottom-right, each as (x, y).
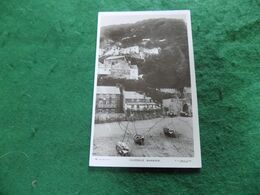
top-left (99, 11), bottom-right (188, 27)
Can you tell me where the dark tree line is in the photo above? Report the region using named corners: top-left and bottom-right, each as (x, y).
top-left (142, 47), bottom-right (190, 90)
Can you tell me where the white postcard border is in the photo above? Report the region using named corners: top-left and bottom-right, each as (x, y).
top-left (89, 10), bottom-right (201, 168)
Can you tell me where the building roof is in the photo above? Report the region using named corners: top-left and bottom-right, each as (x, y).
top-left (96, 86), bottom-right (120, 95)
top-left (123, 91), bottom-right (144, 99)
top-left (105, 56), bottom-right (125, 60)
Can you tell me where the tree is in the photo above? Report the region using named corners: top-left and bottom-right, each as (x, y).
top-left (142, 47), bottom-right (190, 90)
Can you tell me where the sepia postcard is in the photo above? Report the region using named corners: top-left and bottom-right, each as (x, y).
top-left (89, 10), bottom-right (201, 168)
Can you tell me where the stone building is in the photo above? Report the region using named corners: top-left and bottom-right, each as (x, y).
top-left (103, 56), bottom-right (139, 80)
top-left (162, 87), bottom-right (192, 116)
top-left (96, 86), bottom-right (121, 113)
top-left (123, 91), bottom-right (159, 112)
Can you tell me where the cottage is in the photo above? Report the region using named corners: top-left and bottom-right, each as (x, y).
top-left (123, 91), bottom-right (159, 112)
top-left (96, 86), bottom-right (121, 113)
top-left (142, 47), bottom-right (160, 55)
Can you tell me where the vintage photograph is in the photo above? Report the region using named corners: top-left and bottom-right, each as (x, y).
top-left (89, 11), bottom-right (201, 168)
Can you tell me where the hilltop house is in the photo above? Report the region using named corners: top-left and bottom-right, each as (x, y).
top-left (123, 91), bottom-right (159, 112)
top-left (120, 46), bottom-right (140, 55)
top-left (137, 47), bottom-right (161, 59)
top-left (103, 56), bottom-right (139, 80)
top-left (142, 47), bottom-right (160, 55)
top-left (96, 86), bottom-right (121, 113)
